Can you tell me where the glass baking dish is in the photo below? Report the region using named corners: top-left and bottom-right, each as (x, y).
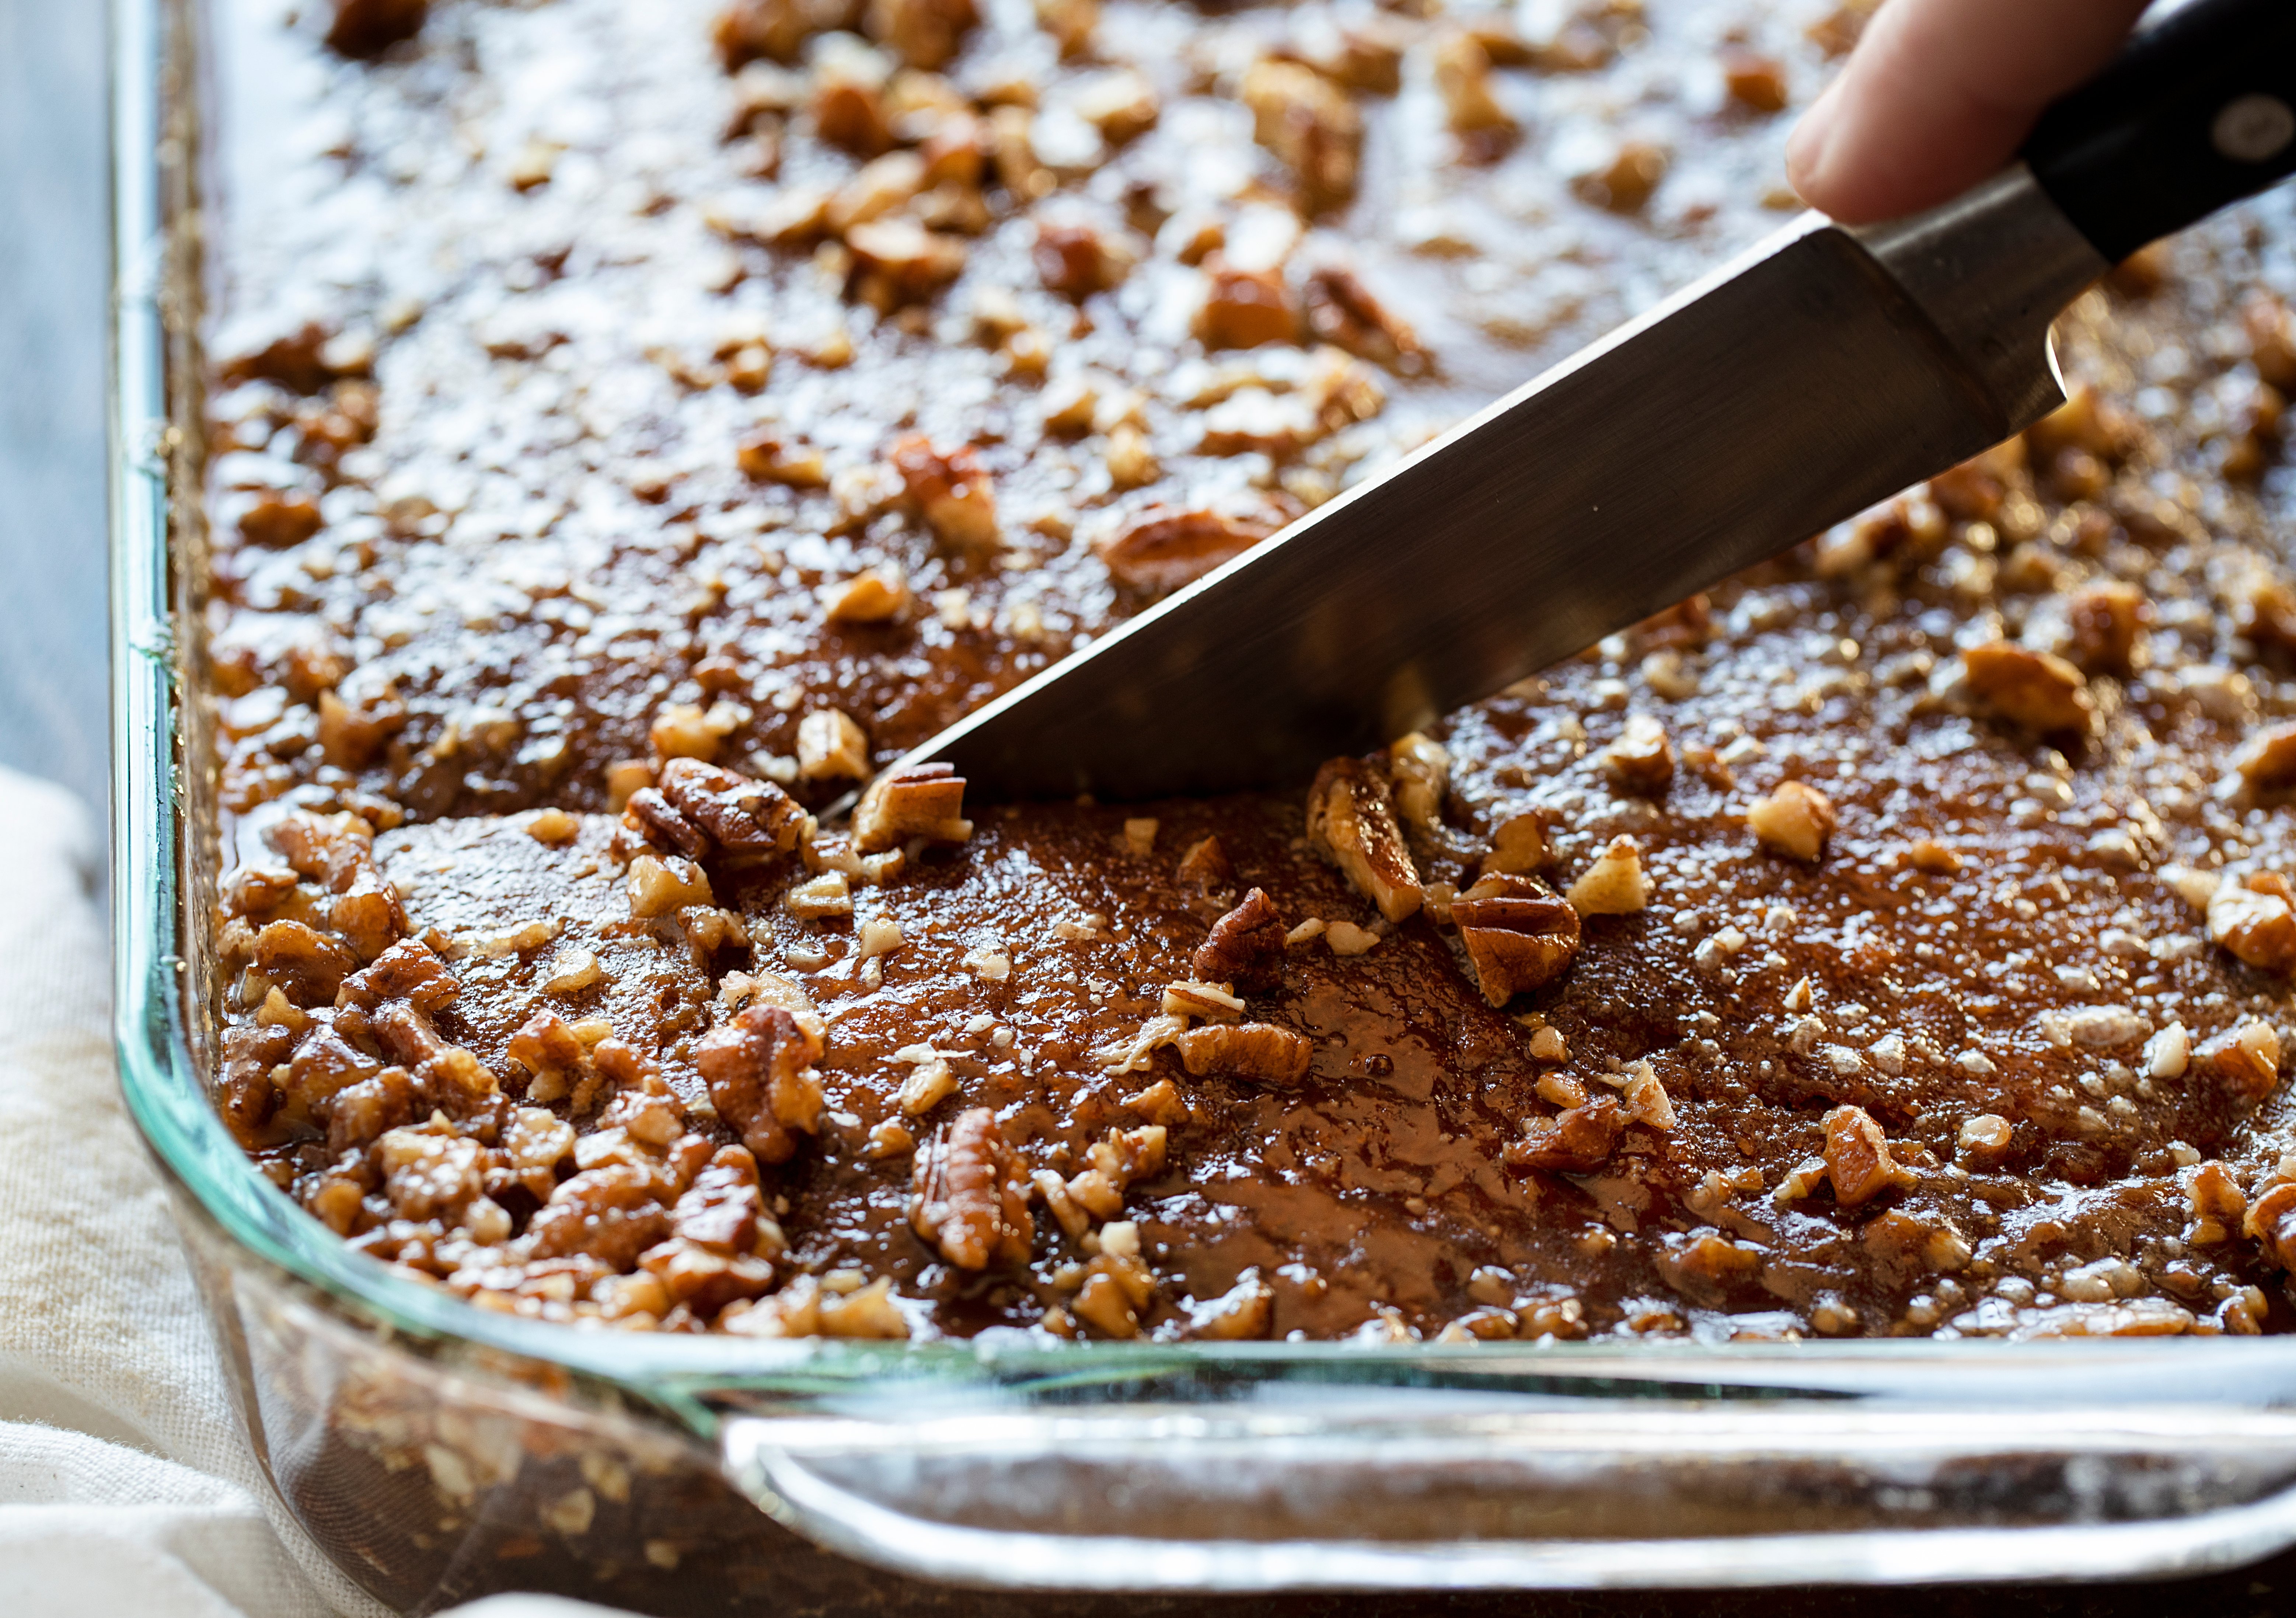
top-left (105, 0), bottom-right (2296, 1608)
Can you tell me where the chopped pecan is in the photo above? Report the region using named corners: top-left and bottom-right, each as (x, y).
top-left (1478, 813), bottom-right (1548, 879)
top-left (910, 1107), bottom-right (1033, 1269)
top-left (2199, 1019), bottom-right (2283, 1109)
top-left (1092, 502), bottom-right (1279, 593)
top-left (2233, 723), bottom-right (2296, 798)
top-left (1033, 221), bottom-right (1131, 300)
top-left (326, 0), bottom-right (426, 58)
top-left (1504, 1096), bottom-right (1623, 1174)
top-left (1193, 258), bottom-right (1298, 351)
top-left (2066, 580), bottom-right (2146, 673)
top-left (1720, 48), bottom-right (1789, 112)
top-left (712, 0), bottom-right (855, 68)
top-left (1305, 757), bottom-right (1422, 922)
top-left (325, 1067), bottom-right (417, 1157)
top-left (627, 853), bottom-right (713, 919)
top-left (891, 435), bottom-right (999, 549)
top-left (639, 1238), bottom-right (777, 1314)
top-left (797, 709), bottom-right (872, 782)
top-left (1961, 641), bottom-right (2096, 737)
top-left (271, 808), bottom-right (376, 891)
top-left (1176, 834), bottom-right (1234, 888)
top-left (1431, 30), bottom-right (1516, 144)
top-left (217, 1023), bottom-right (292, 1148)
top-left (852, 760), bottom-right (971, 851)
top-left (863, 0), bottom-right (976, 70)
top-left (672, 1149), bottom-right (765, 1252)
top-left (1194, 887), bottom-right (1287, 994)
top-left (1186, 1268), bottom-right (1275, 1340)
top-left (847, 218), bottom-right (966, 307)
top-left (1451, 874), bottom-right (1581, 1006)
top-left (626, 789), bottom-right (709, 859)
top-left (254, 920), bottom-right (359, 1008)
top-left (1177, 1022), bottom-right (1312, 1085)
top-left (1387, 732), bottom-right (1449, 831)
top-left (1241, 59), bottom-right (1362, 213)
top-left (1598, 714), bottom-right (1674, 793)
top-left (1822, 1104), bottom-right (1913, 1208)
top-left (736, 429), bottom-right (829, 486)
top-left (660, 758), bottom-right (805, 856)
top-left (1564, 834), bottom-right (1648, 916)
top-left (2248, 292), bottom-right (2296, 393)
top-left (338, 937), bottom-right (460, 1013)
top-left (1573, 140), bottom-right (1668, 212)
top-left (1302, 264), bottom-right (1425, 373)
top-left (238, 492), bottom-right (323, 550)
top-left (811, 53), bottom-right (894, 156)
top-left (2209, 873), bottom-right (2296, 973)
top-left (694, 1003), bottom-right (824, 1163)
top-left (1748, 780), bottom-right (1837, 862)
top-left (528, 1164), bottom-right (673, 1269)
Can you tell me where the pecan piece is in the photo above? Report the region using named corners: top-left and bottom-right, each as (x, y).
top-left (1748, 780), bottom-right (1838, 862)
top-left (2246, 1179), bottom-right (2296, 1272)
top-left (891, 435), bottom-right (999, 549)
top-left (1194, 887), bottom-right (1287, 994)
top-left (694, 1004), bottom-right (824, 1163)
top-left (1177, 1022), bottom-right (1312, 1086)
top-left (2199, 1019), bottom-right (2282, 1110)
top-left (1960, 641), bottom-right (2096, 738)
top-left (1241, 59), bottom-right (1362, 213)
top-left (1303, 264), bottom-right (1425, 373)
top-left (527, 1164), bottom-right (673, 1269)
top-left (1598, 714), bottom-right (1674, 793)
top-left (847, 218), bottom-right (966, 308)
top-left (852, 760), bottom-right (971, 851)
top-left (1504, 1096), bottom-right (1623, 1174)
top-left (660, 757), bottom-right (805, 856)
top-left (1387, 732), bottom-right (1449, 832)
top-left (1093, 502), bottom-right (1280, 594)
top-left (864, 0), bottom-right (976, 70)
top-left (1305, 757), bottom-right (1422, 922)
top-left (626, 788), bottom-right (709, 859)
top-left (1193, 258), bottom-right (1298, 351)
top-left (910, 1107), bottom-right (1033, 1269)
top-left (326, 0), bottom-right (426, 58)
top-left (238, 492), bottom-right (323, 550)
top-left (254, 920), bottom-right (359, 1008)
top-left (1033, 221), bottom-right (1131, 301)
top-left (2209, 873), bottom-right (2296, 974)
top-left (1176, 834), bottom-right (1234, 888)
top-left (711, 0), bottom-right (854, 68)
top-left (1822, 1104), bottom-right (1913, 1208)
top-left (217, 1023), bottom-right (293, 1148)
top-left (673, 1148), bottom-right (765, 1252)
top-left (2231, 723), bottom-right (2296, 798)
top-left (338, 937), bottom-right (460, 1013)
top-left (2066, 581), bottom-right (2146, 674)
top-left (1452, 874), bottom-right (1581, 1006)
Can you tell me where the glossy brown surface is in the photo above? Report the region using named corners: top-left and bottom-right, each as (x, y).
top-left (198, 0), bottom-right (2296, 1349)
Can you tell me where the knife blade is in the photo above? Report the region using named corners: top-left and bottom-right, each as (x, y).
top-left (900, 0), bottom-right (2295, 802)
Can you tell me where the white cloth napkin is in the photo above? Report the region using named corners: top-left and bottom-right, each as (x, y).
top-left (0, 766), bottom-right (634, 1618)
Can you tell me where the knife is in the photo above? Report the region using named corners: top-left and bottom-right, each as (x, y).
top-left (904, 0), bottom-right (2296, 801)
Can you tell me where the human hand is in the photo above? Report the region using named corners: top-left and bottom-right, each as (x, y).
top-left (1786, 0), bottom-right (2153, 223)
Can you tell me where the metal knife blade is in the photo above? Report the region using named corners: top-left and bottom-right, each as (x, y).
top-left (902, 169), bottom-right (2107, 802)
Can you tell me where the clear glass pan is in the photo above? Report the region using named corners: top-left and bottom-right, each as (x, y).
top-left (105, 0), bottom-right (2296, 1607)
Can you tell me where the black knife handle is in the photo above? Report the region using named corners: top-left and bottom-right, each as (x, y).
top-left (2021, 0), bottom-right (2296, 264)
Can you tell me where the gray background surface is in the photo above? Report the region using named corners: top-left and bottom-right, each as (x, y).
top-left (0, 0), bottom-right (113, 825)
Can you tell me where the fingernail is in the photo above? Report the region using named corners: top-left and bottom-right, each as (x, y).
top-left (1784, 80), bottom-right (1842, 203)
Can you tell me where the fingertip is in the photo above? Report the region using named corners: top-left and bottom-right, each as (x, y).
top-left (1784, 79), bottom-right (1845, 215)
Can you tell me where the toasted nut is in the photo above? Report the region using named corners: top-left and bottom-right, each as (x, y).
top-left (865, 0), bottom-right (977, 70)
top-left (1822, 1104), bottom-right (1913, 1207)
top-left (1573, 140), bottom-right (1668, 211)
top-left (1478, 813), bottom-right (1549, 879)
top-left (891, 435), bottom-right (998, 548)
top-left (784, 871), bottom-right (854, 919)
top-left (1504, 1097), bottom-right (1623, 1174)
top-left (825, 566), bottom-right (911, 624)
top-left (1194, 888), bottom-right (1287, 993)
top-left (846, 217), bottom-right (967, 307)
top-left (796, 709), bottom-right (872, 782)
top-left (1093, 502), bottom-right (1278, 594)
top-left (1748, 780), bottom-right (1838, 862)
top-left (854, 760), bottom-right (971, 851)
top-left (1720, 48), bottom-right (1789, 112)
top-left (2066, 581), bottom-right (2146, 674)
top-left (1241, 59), bottom-right (1362, 212)
top-left (1956, 1113), bottom-right (2013, 1166)
top-left (1162, 980), bottom-right (1247, 1022)
top-left (737, 429), bottom-right (830, 486)
top-left (1387, 732), bottom-right (1449, 832)
top-left (1961, 641), bottom-right (2096, 737)
top-left (2209, 874), bottom-right (2296, 973)
top-left (1177, 1022), bottom-right (1313, 1085)
top-left (626, 788), bottom-right (709, 859)
top-left (1034, 220), bottom-right (1132, 300)
top-left (527, 807), bottom-right (580, 846)
top-left (712, 0), bottom-right (844, 68)
top-left (628, 853), bottom-right (714, 919)
top-left (1193, 257), bottom-right (1297, 350)
top-left (2232, 723), bottom-right (2296, 797)
top-left (1905, 838), bottom-right (1961, 875)
top-left (911, 1107), bottom-right (1033, 1268)
top-left (1302, 264), bottom-right (1425, 373)
top-left (2200, 1018), bottom-right (2282, 1110)
top-left (1306, 757), bottom-right (1422, 923)
top-left (1452, 874), bottom-right (1581, 1006)
top-left (695, 1003), bottom-right (822, 1163)
top-left (660, 757), bottom-right (806, 856)
top-left (1187, 1268), bottom-right (1274, 1340)
top-left (1104, 424), bottom-right (1160, 490)
top-left (1565, 835), bottom-right (1648, 916)
top-left (1431, 29), bottom-right (1515, 138)
top-left (1598, 714), bottom-right (1674, 793)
